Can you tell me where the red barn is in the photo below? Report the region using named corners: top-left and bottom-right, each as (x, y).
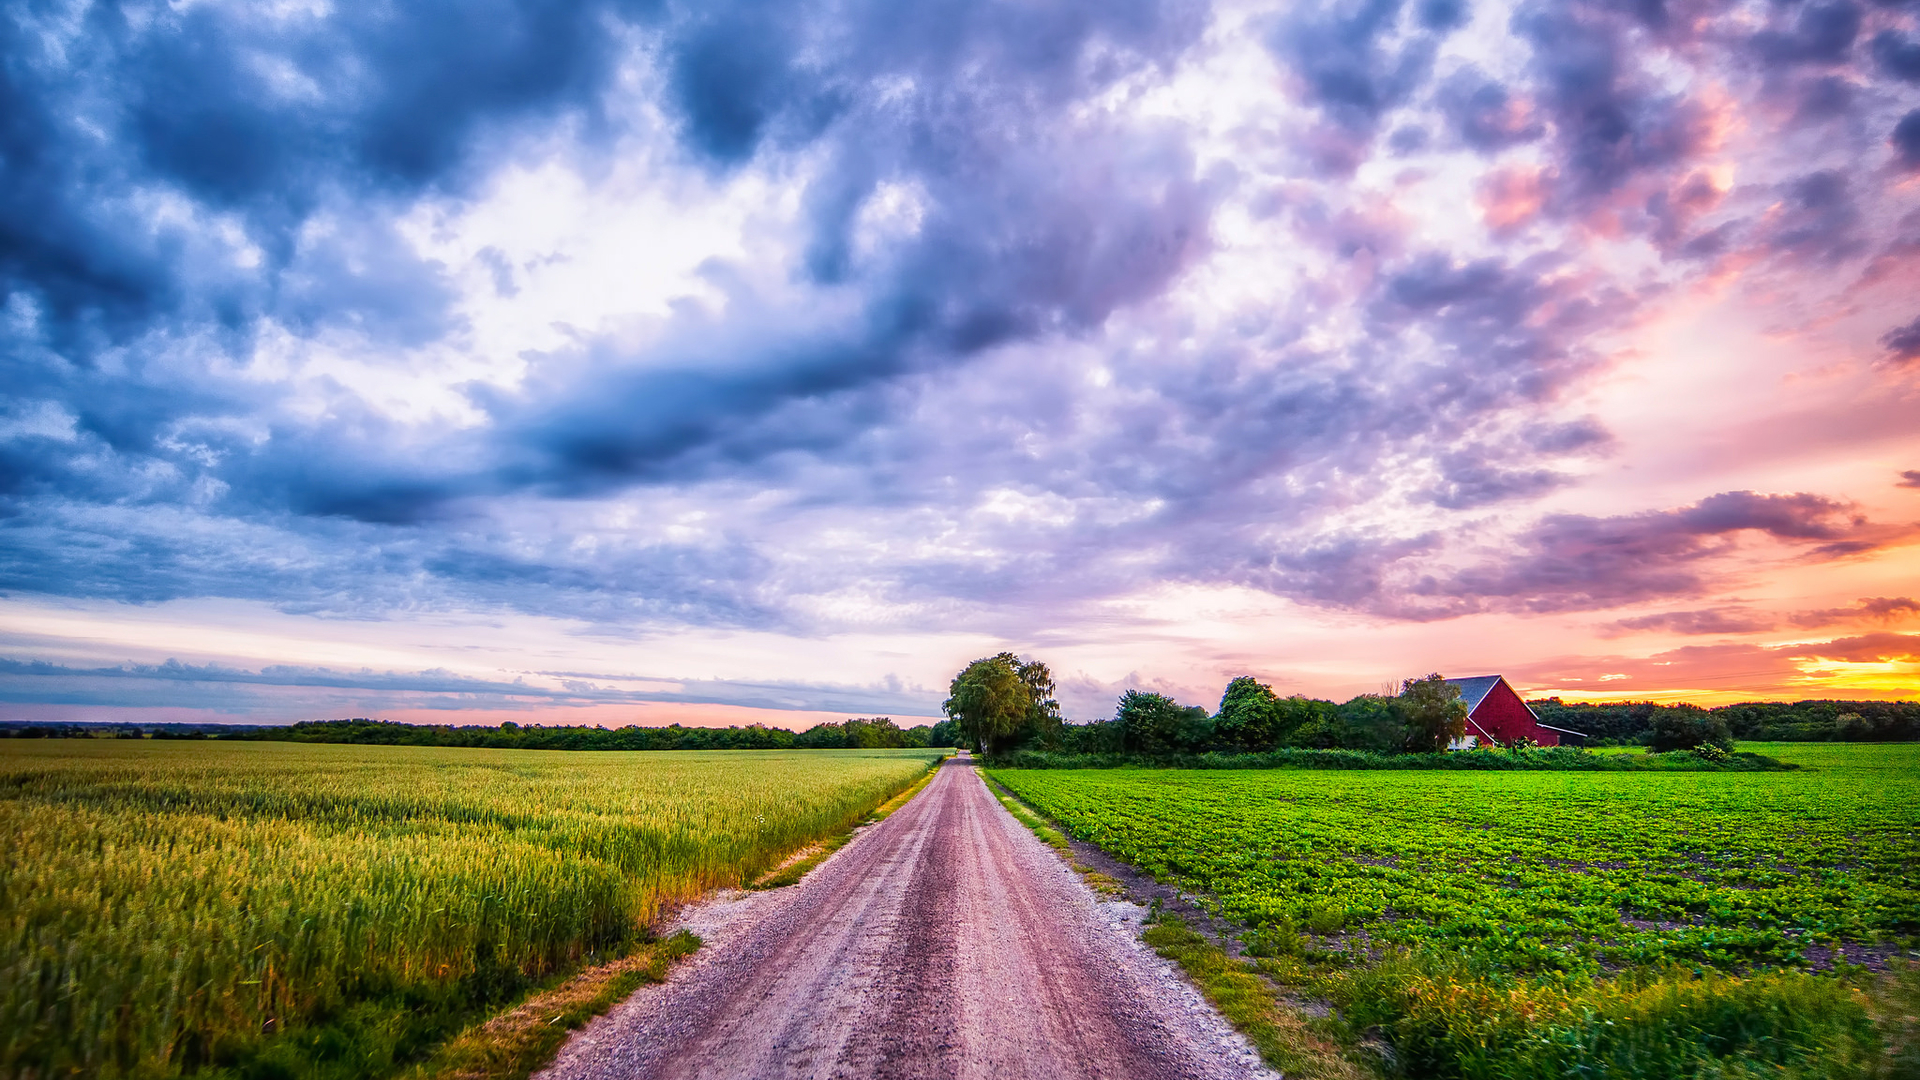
top-left (1442, 675), bottom-right (1584, 748)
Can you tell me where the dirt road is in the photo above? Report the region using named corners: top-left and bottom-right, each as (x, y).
top-left (540, 756), bottom-right (1272, 1080)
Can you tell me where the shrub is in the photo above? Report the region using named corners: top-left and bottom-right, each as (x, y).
top-left (1243, 919), bottom-right (1301, 958)
top-left (1325, 963), bottom-right (1885, 1080)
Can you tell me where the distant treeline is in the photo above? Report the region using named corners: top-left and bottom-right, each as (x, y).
top-left (1038, 692), bottom-right (1920, 758)
top-left (1527, 699), bottom-right (1920, 744)
top-left (994, 746), bottom-right (1794, 772)
top-left (941, 656), bottom-right (1918, 760)
top-left (947, 671), bottom-right (1496, 758)
top-left (3, 717), bottom-right (961, 750)
top-left (1040, 688), bottom-right (1416, 757)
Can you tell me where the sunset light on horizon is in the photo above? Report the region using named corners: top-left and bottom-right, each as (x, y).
top-left (2, 0), bottom-right (1917, 727)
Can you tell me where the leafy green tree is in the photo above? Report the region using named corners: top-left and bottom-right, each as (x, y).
top-left (993, 652), bottom-right (1063, 750)
top-left (1647, 707), bottom-right (1733, 752)
top-left (1291, 694), bottom-right (1400, 751)
top-left (1398, 673), bottom-right (1467, 753)
top-left (1116, 690), bottom-right (1211, 754)
top-left (1216, 677), bottom-right (1282, 750)
top-left (944, 656), bottom-right (1033, 754)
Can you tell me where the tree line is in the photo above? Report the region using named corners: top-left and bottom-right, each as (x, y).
top-left (2, 717), bottom-right (961, 749)
top-left (942, 654), bottom-right (1919, 758)
top-left (248, 717), bottom-right (961, 750)
top-left (8, 688), bottom-right (1912, 751)
top-left (1529, 698), bottom-right (1920, 745)
top-left (943, 655), bottom-right (1474, 757)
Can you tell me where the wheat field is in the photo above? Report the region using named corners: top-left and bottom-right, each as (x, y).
top-left (0, 739), bottom-right (942, 1078)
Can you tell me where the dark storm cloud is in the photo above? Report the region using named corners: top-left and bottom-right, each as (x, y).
top-left (1791, 75), bottom-right (1857, 120)
top-left (0, 492), bottom-right (794, 629)
top-left (3, 0), bottom-right (1916, 648)
top-left (1612, 607), bottom-right (1777, 634)
top-left (1372, 251), bottom-right (1629, 404)
top-left (0, 0), bottom-right (648, 348)
top-left (483, 124), bottom-right (1214, 502)
top-left (2, 0), bottom-right (1204, 363)
top-left (1893, 110), bottom-right (1920, 169)
top-left (1900, 470), bottom-right (1920, 488)
top-left (1267, 0), bottom-right (1463, 139)
top-left (1874, 30), bottom-right (1920, 81)
top-left (1882, 314), bottom-right (1920, 365)
top-left (1434, 491), bottom-right (1883, 612)
top-left (1510, 0), bottom-right (1716, 211)
top-left (3, 0), bottom-right (1213, 535)
top-left (1764, 171), bottom-right (1865, 264)
top-left (1613, 596), bottom-right (1920, 635)
top-left (1750, 1), bottom-right (1862, 67)
top-left (1790, 595), bottom-right (1920, 627)
top-left (1424, 455), bottom-right (1567, 509)
top-left (1435, 67), bottom-right (1545, 151)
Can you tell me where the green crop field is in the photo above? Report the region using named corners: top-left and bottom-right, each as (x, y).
top-left (1, 740), bottom-right (942, 1080)
top-left (990, 742), bottom-right (1920, 1078)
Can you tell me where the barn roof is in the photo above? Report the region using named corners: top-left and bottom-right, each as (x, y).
top-left (1442, 675), bottom-right (1504, 714)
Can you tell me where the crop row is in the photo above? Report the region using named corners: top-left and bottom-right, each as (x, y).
top-left (989, 743), bottom-right (1920, 975)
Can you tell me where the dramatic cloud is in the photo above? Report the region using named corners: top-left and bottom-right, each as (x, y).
top-left (3, 0), bottom-right (1917, 719)
top-left (1421, 492), bottom-right (1896, 616)
top-left (1883, 314), bottom-right (1920, 365)
top-left (1792, 631), bottom-right (1920, 664)
top-left (1893, 110), bottom-right (1920, 169)
top-left (1612, 608), bottom-right (1781, 636)
top-left (1792, 596), bottom-right (1920, 627)
top-left (1614, 596), bottom-right (1920, 636)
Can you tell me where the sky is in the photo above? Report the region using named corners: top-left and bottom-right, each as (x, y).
top-left (2, 0), bottom-right (1918, 728)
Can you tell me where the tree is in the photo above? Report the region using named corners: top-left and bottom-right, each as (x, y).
top-left (1216, 677), bottom-right (1282, 751)
top-left (1116, 690), bottom-right (1211, 754)
top-left (1398, 674), bottom-right (1467, 753)
top-left (944, 656), bottom-right (1033, 754)
top-left (1294, 694), bottom-right (1400, 751)
top-left (994, 652), bottom-right (1063, 750)
top-left (1647, 707), bottom-right (1733, 752)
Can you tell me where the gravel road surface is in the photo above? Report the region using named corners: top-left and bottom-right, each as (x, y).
top-left (540, 755), bottom-right (1273, 1080)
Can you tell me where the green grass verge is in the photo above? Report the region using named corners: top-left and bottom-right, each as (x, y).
top-left (1142, 917), bottom-right (1378, 1080)
top-left (406, 933), bottom-right (700, 1080)
top-left (987, 777), bottom-right (1126, 895)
